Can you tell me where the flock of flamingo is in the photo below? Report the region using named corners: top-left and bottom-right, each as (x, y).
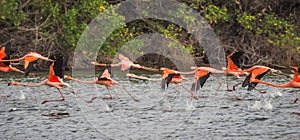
top-left (1, 42), bottom-right (299, 105)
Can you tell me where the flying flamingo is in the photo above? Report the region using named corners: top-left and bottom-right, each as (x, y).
top-left (222, 51), bottom-right (248, 77)
top-left (64, 66), bottom-right (139, 102)
top-left (0, 51), bottom-right (54, 75)
top-left (91, 51), bottom-right (159, 72)
top-left (241, 65), bottom-right (282, 93)
top-left (127, 67), bottom-right (197, 100)
top-left (8, 55), bottom-right (90, 104)
top-left (222, 51), bottom-right (248, 91)
top-left (253, 66), bottom-right (300, 103)
top-left (0, 42), bottom-right (24, 73)
top-left (190, 66), bottom-right (224, 93)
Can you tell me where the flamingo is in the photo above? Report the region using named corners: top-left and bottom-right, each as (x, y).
top-left (190, 66), bottom-right (224, 93)
top-left (0, 42), bottom-right (24, 73)
top-left (126, 67), bottom-right (196, 99)
top-left (222, 51), bottom-right (247, 77)
top-left (64, 66), bottom-right (139, 102)
top-left (241, 65), bottom-right (281, 93)
top-left (0, 52), bottom-right (54, 75)
top-left (222, 51), bottom-right (248, 91)
top-left (253, 66), bottom-right (300, 103)
top-left (8, 55), bottom-right (90, 104)
top-left (157, 67), bottom-right (199, 100)
top-left (91, 50), bottom-right (159, 72)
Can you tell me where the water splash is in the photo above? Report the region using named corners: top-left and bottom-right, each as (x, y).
top-left (248, 99), bottom-right (273, 111)
top-left (269, 91), bottom-right (283, 98)
top-left (276, 91), bottom-right (283, 97)
top-left (249, 101), bottom-right (261, 111)
top-left (18, 91), bottom-right (26, 100)
top-left (186, 100), bottom-right (195, 111)
top-left (263, 99), bottom-right (273, 110)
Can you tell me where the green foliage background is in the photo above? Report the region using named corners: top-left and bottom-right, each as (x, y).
top-left (0, 0), bottom-right (299, 67)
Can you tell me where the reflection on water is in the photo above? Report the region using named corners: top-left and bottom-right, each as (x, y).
top-left (0, 71), bottom-right (299, 139)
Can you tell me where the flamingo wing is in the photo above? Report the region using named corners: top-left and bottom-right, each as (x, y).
top-left (230, 52), bottom-right (243, 68)
top-left (62, 54), bottom-right (69, 71)
top-left (247, 69), bottom-right (270, 91)
top-left (52, 54), bottom-right (70, 78)
top-left (118, 50), bottom-right (131, 61)
top-left (165, 74), bottom-right (180, 87)
top-left (242, 73), bottom-right (251, 87)
top-left (191, 72), bottom-right (211, 91)
top-left (24, 59), bottom-right (38, 76)
top-left (1, 42), bottom-right (12, 66)
top-left (54, 55), bottom-right (64, 78)
top-left (98, 66), bottom-right (112, 79)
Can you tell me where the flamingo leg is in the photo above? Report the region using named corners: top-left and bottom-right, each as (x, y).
top-left (102, 86), bottom-right (113, 100)
top-left (225, 77), bottom-right (231, 91)
top-left (62, 89), bottom-right (95, 103)
top-left (179, 84), bottom-right (198, 100)
top-left (116, 85), bottom-right (139, 102)
top-left (41, 88), bottom-right (65, 104)
top-left (253, 87), bottom-right (267, 94)
top-left (293, 98), bottom-right (299, 103)
top-left (210, 75), bottom-right (222, 91)
top-left (232, 83), bottom-right (241, 91)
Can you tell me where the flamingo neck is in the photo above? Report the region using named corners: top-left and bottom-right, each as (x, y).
top-left (257, 80), bottom-right (291, 88)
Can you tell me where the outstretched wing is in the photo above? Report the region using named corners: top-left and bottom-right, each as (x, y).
top-left (165, 74), bottom-right (180, 87)
top-left (24, 60), bottom-right (38, 76)
top-left (242, 73), bottom-right (251, 87)
top-left (54, 55), bottom-right (64, 78)
top-left (62, 54), bottom-right (69, 71)
top-left (230, 52), bottom-right (243, 68)
top-left (53, 54), bottom-right (70, 78)
top-left (191, 72), bottom-right (211, 91)
top-left (118, 50), bottom-right (131, 61)
top-left (1, 42), bottom-right (12, 66)
top-left (98, 65), bottom-right (112, 80)
top-left (247, 69), bottom-right (270, 91)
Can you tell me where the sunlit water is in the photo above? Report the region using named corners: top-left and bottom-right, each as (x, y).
top-left (0, 72), bottom-right (299, 139)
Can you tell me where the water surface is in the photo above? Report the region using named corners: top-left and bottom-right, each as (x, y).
top-left (0, 72), bottom-right (299, 139)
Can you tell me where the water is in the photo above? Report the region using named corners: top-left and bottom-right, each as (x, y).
top-left (0, 72), bottom-right (300, 139)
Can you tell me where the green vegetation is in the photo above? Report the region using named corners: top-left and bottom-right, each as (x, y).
top-left (0, 0), bottom-right (299, 67)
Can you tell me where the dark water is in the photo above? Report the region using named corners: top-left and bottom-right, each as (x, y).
top-left (1, 72), bottom-right (300, 139)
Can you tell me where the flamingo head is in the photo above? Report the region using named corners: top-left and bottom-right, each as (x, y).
top-left (190, 66), bottom-right (198, 70)
top-left (160, 67), bottom-right (166, 71)
top-left (64, 75), bottom-right (73, 80)
top-left (270, 68), bottom-right (282, 74)
top-left (8, 81), bottom-right (19, 86)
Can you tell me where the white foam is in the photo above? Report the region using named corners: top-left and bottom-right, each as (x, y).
top-left (249, 101), bottom-right (262, 110)
top-left (18, 91), bottom-right (26, 100)
top-left (276, 91), bottom-right (283, 97)
top-left (263, 99), bottom-right (273, 110)
top-left (186, 101), bottom-right (195, 111)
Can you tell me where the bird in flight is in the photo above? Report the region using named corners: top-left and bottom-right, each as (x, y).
top-left (241, 65), bottom-right (282, 93)
top-left (222, 51), bottom-right (248, 91)
top-left (0, 42), bottom-right (24, 73)
top-left (0, 51), bottom-right (53, 75)
top-left (8, 55), bottom-right (90, 104)
top-left (190, 66), bottom-right (224, 93)
top-left (253, 66), bottom-right (300, 103)
top-left (91, 50), bottom-right (159, 72)
top-left (158, 67), bottom-right (198, 100)
top-left (64, 65), bottom-right (139, 102)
